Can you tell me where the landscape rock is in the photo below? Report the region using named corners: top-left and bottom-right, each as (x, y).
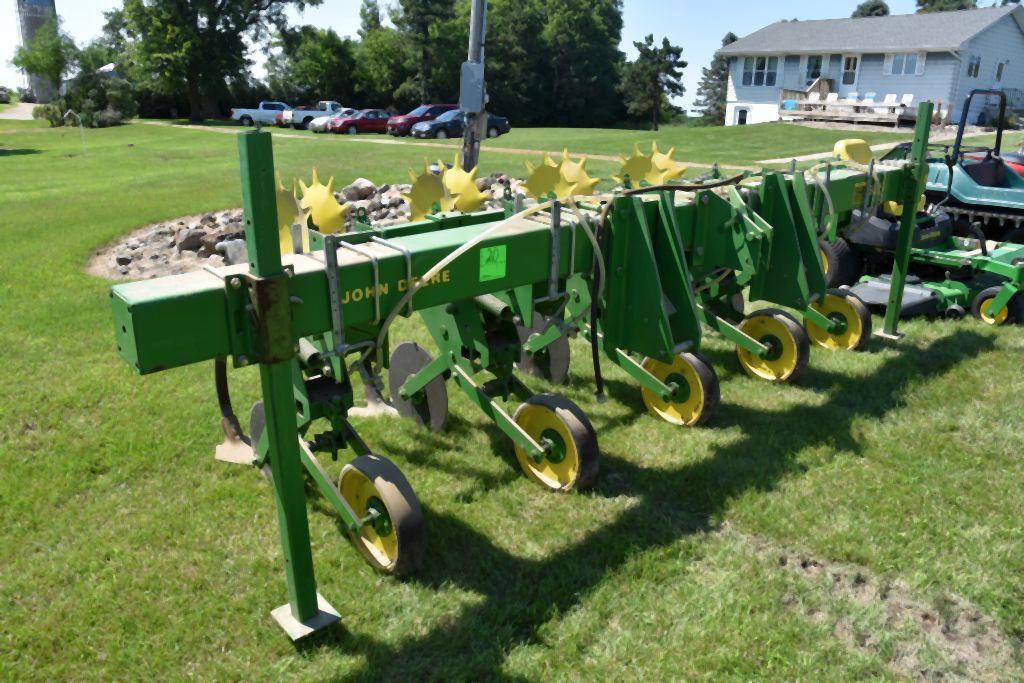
top-left (217, 239), bottom-right (248, 266)
top-left (176, 228), bottom-right (205, 252)
top-left (115, 253), bottom-right (132, 266)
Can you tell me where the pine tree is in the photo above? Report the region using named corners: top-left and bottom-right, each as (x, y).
top-left (621, 34), bottom-right (686, 131)
top-left (693, 32), bottom-right (737, 126)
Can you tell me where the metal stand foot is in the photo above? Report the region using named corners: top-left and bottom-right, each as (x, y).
top-left (270, 593), bottom-right (341, 640)
top-left (873, 330), bottom-right (904, 341)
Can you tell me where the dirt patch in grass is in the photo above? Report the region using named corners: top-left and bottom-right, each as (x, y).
top-left (729, 526), bottom-right (1021, 679)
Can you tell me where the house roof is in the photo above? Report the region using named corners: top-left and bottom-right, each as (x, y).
top-left (718, 5), bottom-right (1024, 56)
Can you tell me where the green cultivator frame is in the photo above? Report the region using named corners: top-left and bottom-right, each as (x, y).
top-left (109, 104), bottom-right (937, 640)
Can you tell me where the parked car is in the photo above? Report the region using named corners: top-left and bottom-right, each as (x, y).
top-left (328, 109), bottom-right (391, 134)
top-left (411, 110), bottom-right (511, 140)
top-left (291, 101), bottom-right (348, 129)
top-left (230, 101), bottom-right (290, 126)
top-left (0, 87), bottom-right (10, 104)
top-left (308, 108), bottom-right (357, 133)
top-left (387, 104), bottom-right (458, 136)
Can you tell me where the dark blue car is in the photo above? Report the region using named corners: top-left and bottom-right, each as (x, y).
top-left (410, 109), bottom-right (511, 139)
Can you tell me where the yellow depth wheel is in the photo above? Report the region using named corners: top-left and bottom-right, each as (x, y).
top-left (805, 289), bottom-right (872, 351)
top-left (980, 299), bottom-right (1010, 325)
top-left (736, 309), bottom-right (810, 382)
top-left (819, 246), bottom-right (830, 278)
top-left (338, 454), bottom-right (425, 576)
top-left (512, 394), bottom-right (599, 492)
top-left (640, 352), bottom-right (720, 426)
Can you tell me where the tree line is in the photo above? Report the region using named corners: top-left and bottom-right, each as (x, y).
top-left (14, 0), bottom-right (1009, 130)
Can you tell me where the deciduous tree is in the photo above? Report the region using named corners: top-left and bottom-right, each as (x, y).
top-left (12, 16), bottom-right (77, 100)
top-left (852, 0), bottom-right (890, 17)
top-left (916, 0), bottom-right (976, 12)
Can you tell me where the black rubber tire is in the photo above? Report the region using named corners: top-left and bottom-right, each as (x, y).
top-left (970, 286), bottom-right (1023, 326)
top-left (487, 126), bottom-right (499, 138)
top-left (240, 115), bottom-right (253, 127)
top-left (436, 129), bottom-right (448, 139)
top-left (805, 289), bottom-right (873, 351)
top-left (1003, 226), bottom-right (1024, 244)
top-left (819, 237), bottom-right (861, 288)
top-left (516, 313), bottom-right (571, 385)
top-left (340, 454), bottom-right (425, 576)
top-left (249, 400), bottom-right (266, 447)
top-left (639, 351), bottom-right (720, 427)
top-left (347, 125), bottom-right (358, 135)
top-left (513, 393), bottom-right (599, 492)
top-left (388, 342), bottom-right (449, 432)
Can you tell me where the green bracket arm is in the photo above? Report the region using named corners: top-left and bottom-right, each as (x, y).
top-left (882, 100), bottom-right (934, 338)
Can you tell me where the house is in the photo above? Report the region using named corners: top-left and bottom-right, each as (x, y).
top-left (716, 5), bottom-right (1024, 126)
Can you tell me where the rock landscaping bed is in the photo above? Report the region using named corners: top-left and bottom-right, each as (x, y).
top-left (89, 173), bottom-right (524, 281)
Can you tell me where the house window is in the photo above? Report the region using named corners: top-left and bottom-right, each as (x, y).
top-left (741, 57), bottom-right (778, 86)
top-left (805, 55), bottom-right (824, 85)
top-left (996, 61), bottom-right (1005, 82)
top-left (885, 52), bottom-right (925, 76)
top-left (842, 56), bottom-right (859, 86)
top-left (967, 55), bottom-right (981, 78)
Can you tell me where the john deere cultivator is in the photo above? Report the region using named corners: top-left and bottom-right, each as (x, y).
top-left (110, 103), bottom-right (944, 639)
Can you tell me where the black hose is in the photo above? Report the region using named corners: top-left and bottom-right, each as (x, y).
top-left (215, 357), bottom-right (246, 442)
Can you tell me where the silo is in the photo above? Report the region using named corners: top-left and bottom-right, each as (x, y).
top-left (16, 0), bottom-right (59, 103)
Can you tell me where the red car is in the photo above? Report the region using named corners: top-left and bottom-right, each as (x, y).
top-left (328, 109), bottom-right (391, 135)
top-left (386, 104), bottom-right (458, 136)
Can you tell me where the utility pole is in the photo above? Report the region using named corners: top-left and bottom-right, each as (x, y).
top-left (460, 0), bottom-right (488, 170)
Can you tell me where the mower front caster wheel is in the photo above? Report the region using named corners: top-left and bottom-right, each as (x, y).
top-left (339, 454), bottom-right (425, 576)
top-left (805, 289), bottom-right (872, 351)
top-left (512, 394), bottom-right (599, 492)
top-left (736, 309), bottom-right (810, 383)
top-left (971, 287), bottom-right (1022, 326)
top-left (640, 352), bottom-right (720, 426)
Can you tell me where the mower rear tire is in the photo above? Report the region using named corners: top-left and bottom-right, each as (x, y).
top-left (819, 237), bottom-right (860, 288)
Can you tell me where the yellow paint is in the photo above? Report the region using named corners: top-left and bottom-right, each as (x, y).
top-left (339, 464), bottom-right (398, 569)
top-left (833, 139), bottom-right (872, 165)
top-left (523, 153), bottom-right (576, 200)
top-left (299, 168), bottom-right (350, 234)
top-left (441, 154), bottom-right (488, 213)
top-left (806, 293), bottom-right (865, 350)
top-left (404, 162), bottom-right (451, 221)
top-left (559, 149), bottom-right (601, 197)
top-left (275, 172), bottom-right (306, 254)
top-left (513, 403), bottom-right (580, 490)
top-left (736, 313), bottom-right (801, 381)
top-left (979, 296), bottom-right (1010, 325)
top-left (640, 355), bottom-right (706, 426)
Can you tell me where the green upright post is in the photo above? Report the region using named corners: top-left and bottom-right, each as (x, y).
top-left (881, 101), bottom-right (934, 338)
top-left (237, 131), bottom-right (337, 639)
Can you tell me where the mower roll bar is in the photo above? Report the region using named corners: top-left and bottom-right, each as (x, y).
top-left (951, 89), bottom-right (1007, 165)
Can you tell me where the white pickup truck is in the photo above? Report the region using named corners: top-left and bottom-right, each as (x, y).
top-left (230, 101), bottom-right (291, 126)
top-left (287, 101), bottom-right (346, 129)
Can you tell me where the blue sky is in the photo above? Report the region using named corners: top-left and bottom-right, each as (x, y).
top-left (1, 0), bottom-right (920, 111)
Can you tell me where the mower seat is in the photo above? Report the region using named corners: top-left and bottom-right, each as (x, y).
top-left (963, 156), bottom-right (1008, 188)
top-left (834, 139), bottom-right (872, 165)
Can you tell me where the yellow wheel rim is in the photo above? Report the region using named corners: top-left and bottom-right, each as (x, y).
top-left (737, 314), bottom-right (800, 381)
top-left (980, 297), bottom-right (1009, 325)
top-left (640, 355), bottom-right (705, 426)
top-left (819, 247), bottom-right (830, 277)
top-left (339, 467), bottom-right (398, 568)
top-left (806, 294), bottom-right (864, 350)
top-left (513, 404), bottom-right (580, 490)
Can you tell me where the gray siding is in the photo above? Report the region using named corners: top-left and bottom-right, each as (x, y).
top-left (954, 15), bottom-right (1024, 121)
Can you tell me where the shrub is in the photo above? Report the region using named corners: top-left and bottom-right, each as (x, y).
top-left (32, 103), bottom-right (63, 127)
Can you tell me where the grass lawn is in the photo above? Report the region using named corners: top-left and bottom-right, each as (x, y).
top-left (1, 120), bottom-right (1022, 680)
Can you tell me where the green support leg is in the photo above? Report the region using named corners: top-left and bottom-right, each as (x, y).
top-left (881, 101), bottom-right (934, 338)
top-left (237, 131), bottom-right (339, 640)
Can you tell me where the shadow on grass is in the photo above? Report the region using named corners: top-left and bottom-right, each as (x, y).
top-left (0, 148), bottom-right (40, 156)
top-left (303, 330), bottom-right (993, 679)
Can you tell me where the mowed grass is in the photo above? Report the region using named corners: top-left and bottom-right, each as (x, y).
top-left (1, 121), bottom-right (1023, 680)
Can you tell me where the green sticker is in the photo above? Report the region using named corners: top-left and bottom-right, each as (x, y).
top-left (479, 245), bottom-right (507, 282)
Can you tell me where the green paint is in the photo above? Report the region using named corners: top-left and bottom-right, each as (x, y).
top-left (479, 245), bottom-right (507, 282)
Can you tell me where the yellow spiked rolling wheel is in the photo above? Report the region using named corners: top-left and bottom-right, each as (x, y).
top-left (640, 352), bottom-right (720, 426)
top-left (512, 394), bottom-right (599, 492)
top-left (339, 454), bottom-right (425, 576)
top-left (805, 289), bottom-right (872, 351)
top-left (736, 309), bottom-right (810, 382)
